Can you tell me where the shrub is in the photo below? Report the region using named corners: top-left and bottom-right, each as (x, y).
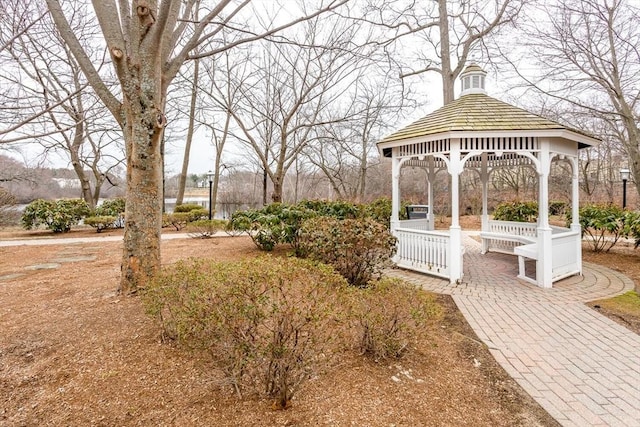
top-left (229, 204), bottom-right (315, 251)
top-left (575, 204), bottom-right (625, 252)
top-left (622, 210), bottom-right (640, 249)
top-left (549, 201), bottom-right (568, 216)
top-left (21, 198), bottom-right (90, 232)
top-left (0, 187), bottom-right (18, 226)
top-left (185, 208), bottom-right (208, 222)
top-left (492, 200), bottom-right (538, 222)
top-left (186, 219), bottom-right (227, 238)
top-left (297, 217), bottom-right (397, 287)
top-left (84, 215), bottom-right (118, 232)
top-left (229, 209), bottom-right (283, 250)
top-left (362, 197), bottom-right (392, 227)
top-left (173, 203), bottom-right (204, 213)
top-left (348, 278), bottom-right (441, 359)
top-left (144, 256), bottom-right (347, 409)
top-left (229, 199), bottom-right (412, 251)
top-left (162, 212), bottom-right (191, 231)
top-left (95, 198), bottom-right (125, 228)
top-left (296, 199), bottom-right (360, 220)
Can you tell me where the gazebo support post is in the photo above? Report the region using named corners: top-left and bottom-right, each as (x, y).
top-left (537, 142), bottom-right (553, 288)
top-left (480, 153), bottom-right (489, 232)
top-left (391, 153), bottom-right (401, 232)
top-left (570, 157), bottom-right (582, 274)
top-left (427, 157), bottom-right (436, 230)
top-left (449, 143), bottom-right (463, 283)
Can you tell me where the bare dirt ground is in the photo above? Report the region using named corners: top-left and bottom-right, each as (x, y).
top-left (1, 219), bottom-right (638, 426)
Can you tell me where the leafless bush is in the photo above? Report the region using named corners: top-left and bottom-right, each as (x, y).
top-left (0, 187), bottom-right (19, 226)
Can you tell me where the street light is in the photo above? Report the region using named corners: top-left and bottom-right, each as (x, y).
top-left (620, 168), bottom-right (630, 209)
top-left (207, 170), bottom-right (214, 220)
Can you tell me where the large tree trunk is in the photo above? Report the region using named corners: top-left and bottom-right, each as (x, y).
top-left (120, 104), bottom-right (164, 293)
top-left (271, 177), bottom-right (283, 203)
top-left (119, 67), bottom-right (165, 293)
top-left (438, 0), bottom-right (454, 105)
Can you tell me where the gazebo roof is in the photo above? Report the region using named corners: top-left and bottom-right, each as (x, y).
top-left (377, 92), bottom-right (599, 149)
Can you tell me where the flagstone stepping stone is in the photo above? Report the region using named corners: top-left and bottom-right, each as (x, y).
top-left (52, 255), bottom-right (97, 263)
top-left (0, 273), bottom-right (26, 281)
top-left (24, 263), bottom-right (60, 270)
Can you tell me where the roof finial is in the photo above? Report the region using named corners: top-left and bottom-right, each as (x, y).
top-left (459, 63), bottom-right (487, 97)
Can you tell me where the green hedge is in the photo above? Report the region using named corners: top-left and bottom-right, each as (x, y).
top-left (229, 198), bottom-right (405, 251)
top-left (21, 199), bottom-right (91, 233)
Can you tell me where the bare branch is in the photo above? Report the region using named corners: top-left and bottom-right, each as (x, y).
top-left (46, 0), bottom-right (122, 123)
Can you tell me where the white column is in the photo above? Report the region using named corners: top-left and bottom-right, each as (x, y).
top-left (570, 156), bottom-right (582, 274)
top-left (537, 141), bottom-right (553, 288)
top-left (391, 153), bottom-right (401, 232)
top-left (448, 141), bottom-right (463, 283)
top-left (481, 152), bottom-right (489, 232)
top-left (427, 157), bottom-right (436, 231)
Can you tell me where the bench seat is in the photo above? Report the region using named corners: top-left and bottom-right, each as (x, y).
top-left (479, 231), bottom-right (536, 255)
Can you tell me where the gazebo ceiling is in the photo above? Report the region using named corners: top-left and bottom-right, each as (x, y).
top-left (378, 89), bottom-right (600, 158)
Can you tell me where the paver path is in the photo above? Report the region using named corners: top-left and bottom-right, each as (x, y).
top-left (391, 234), bottom-right (640, 427)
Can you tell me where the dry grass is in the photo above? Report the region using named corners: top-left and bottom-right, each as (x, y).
top-left (583, 242), bottom-right (640, 334)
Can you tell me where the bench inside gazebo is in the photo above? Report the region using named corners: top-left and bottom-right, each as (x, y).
top-left (377, 64), bottom-right (600, 288)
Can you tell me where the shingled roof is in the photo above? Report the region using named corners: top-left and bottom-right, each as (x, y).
top-left (378, 92), bottom-right (590, 144)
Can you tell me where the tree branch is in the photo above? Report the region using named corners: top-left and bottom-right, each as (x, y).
top-left (46, 0), bottom-right (123, 124)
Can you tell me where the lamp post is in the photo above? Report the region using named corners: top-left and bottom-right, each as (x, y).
top-left (207, 170), bottom-right (214, 220)
top-left (620, 168), bottom-right (630, 209)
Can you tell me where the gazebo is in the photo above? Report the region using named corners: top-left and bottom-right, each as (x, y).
top-left (377, 64), bottom-right (600, 288)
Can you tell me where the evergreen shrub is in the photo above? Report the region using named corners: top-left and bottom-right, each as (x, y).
top-left (21, 198), bottom-right (90, 232)
top-left (297, 216), bottom-right (397, 287)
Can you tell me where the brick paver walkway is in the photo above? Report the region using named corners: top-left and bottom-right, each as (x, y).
top-left (390, 234), bottom-right (640, 427)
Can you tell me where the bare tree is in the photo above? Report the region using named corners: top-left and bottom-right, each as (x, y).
top-left (173, 3), bottom-right (202, 207)
top-left (359, 0), bottom-right (523, 104)
top-left (194, 42), bottom-right (253, 212)
top-left (503, 0), bottom-right (640, 198)
top-left (44, 0), bottom-right (347, 293)
top-left (173, 57), bottom-right (200, 206)
top-left (228, 18), bottom-right (368, 203)
top-left (0, 1), bottom-right (84, 143)
top-left (306, 74), bottom-right (412, 201)
top-left (1, 2), bottom-right (123, 208)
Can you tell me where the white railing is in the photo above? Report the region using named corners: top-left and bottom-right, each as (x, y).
top-left (551, 225), bottom-right (570, 234)
top-left (551, 230), bottom-right (581, 281)
top-left (394, 228), bottom-right (450, 279)
top-left (482, 220), bottom-right (538, 254)
top-left (398, 218), bottom-right (433, 231)
top-left (487, 220), bottom-right (538, 237)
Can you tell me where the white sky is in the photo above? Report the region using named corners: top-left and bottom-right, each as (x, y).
top-left (1, 0), bottom-right (511, 177)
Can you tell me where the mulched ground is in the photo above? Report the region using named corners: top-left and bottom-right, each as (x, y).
top-left (0, 228), bottom-right (561, 426)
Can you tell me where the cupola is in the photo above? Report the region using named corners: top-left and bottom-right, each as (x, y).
top-left (459, 63), bottom-right (487, 96)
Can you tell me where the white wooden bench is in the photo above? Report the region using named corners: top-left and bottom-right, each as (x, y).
top-left (479, 231), bottom-right (536, 255)
top-left (514, 243), bottom-right (538, 284)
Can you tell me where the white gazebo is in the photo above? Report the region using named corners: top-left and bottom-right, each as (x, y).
top-left (377, 64), bottom-right (600, 288)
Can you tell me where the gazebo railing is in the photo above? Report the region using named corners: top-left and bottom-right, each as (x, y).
top-left (398, 218), bottom-right (433, 231)
top-left (551, 229), bottom-right (581, 281)
top-left (483, 220), bottom-right (538, 254)
top-left (393, 227), bottom-right (450, 279)
top-left (487, 220), bottom-right (538, 237)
